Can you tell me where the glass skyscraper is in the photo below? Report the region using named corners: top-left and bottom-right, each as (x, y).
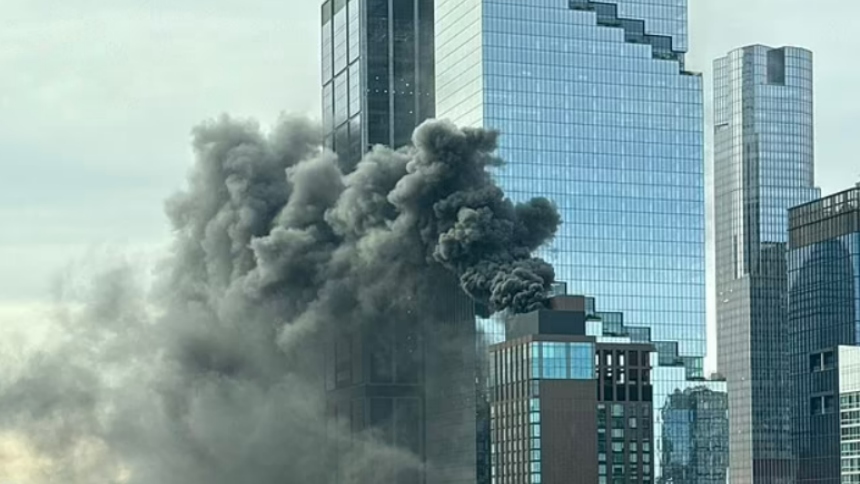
top-left (321, 0), bottom-right (435, 170)
top-left (713, 44), bottom-right (819, 483)
top-left (788, 186), bottom-right (860, 483)
top-left (321, 2), bottom-right (488, 483)
top-left (435, 1), bottom-right (711, 481)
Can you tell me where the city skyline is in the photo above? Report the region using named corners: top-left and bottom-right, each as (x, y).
top-left (2, 1), bottom-right (860, 481)
top-left (3, 1), bottom-right (860, 378)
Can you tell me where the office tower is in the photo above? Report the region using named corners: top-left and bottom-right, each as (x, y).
top-left (320, 0), bottom-right (435, 170)
top-left (436, 1), bottom-right (709, 481)
top-left (788, 186), bottom-right (860, 483)
top-left (660, 385), bottom-right (729, 484)
top-left (321, 2), bottom-right (489, 483)
top-left (713, 44), bottom-right (819, 483)
top-left (489, 295), bottom-right (655, 484)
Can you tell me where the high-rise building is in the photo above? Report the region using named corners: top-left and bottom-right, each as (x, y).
top-left (320, 0), bottom-right (435, 170)
top-left (659, 385), bottom-right (729, 484)
top-left (436, 1), bottom-right (710, 480)
top-left (788, 186), bottom-right (860, 483)
top-left (489, 295), bottom-right (655, 484)
top-left (713, 44), bottom-right (819, 483)
top-left (320, 3), bottom-right (487, 482)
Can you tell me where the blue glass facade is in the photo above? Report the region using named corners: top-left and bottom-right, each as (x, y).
top-left (660, 385), bottom-right (729, 484)
top-left (713, 44), bottom-right (819, 484)
top-left (788, 187), bottom-right (860, 483)
top-left (436, 1), bottom-right (708, 481)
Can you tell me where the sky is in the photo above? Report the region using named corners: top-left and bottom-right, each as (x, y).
top-left (1, 0), bottom-right (858, 370)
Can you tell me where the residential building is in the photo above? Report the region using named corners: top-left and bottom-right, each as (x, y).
top-left (713, 44), bottom-right (819, 483)
top-left (436, 1), bottom-right (709, 480)
top-left (321, 0), bottom-right (435, 170)
top-left (788, 186), bottom-right (860, 483)
top-left (489, 295), bottom-right (655, 484)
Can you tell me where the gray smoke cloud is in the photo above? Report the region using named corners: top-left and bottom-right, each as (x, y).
top-left (0, 115), bottom-right (559, 483)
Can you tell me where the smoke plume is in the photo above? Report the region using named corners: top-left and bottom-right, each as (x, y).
top-left (0, 116), bottom-right (559, 483)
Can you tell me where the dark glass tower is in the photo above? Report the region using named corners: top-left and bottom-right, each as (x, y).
top-left (321, 3), bottom-right (488, 483)
top-left (321, 0), bottom-right (435, 170)
top-left (713, 44), bottom-right (819, 483)
top-left (788, 186), bottom-right (860, 483)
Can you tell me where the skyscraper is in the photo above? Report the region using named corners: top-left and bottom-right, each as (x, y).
top-left (788, 186), bottom-right (860, 483)
top-left (321, 2), bottom-right (487, 483)
top-left (320, 0), bottom-right (435, 170)
top-left (713, 44), bottom-right (819, 483)
top-left (435, 1), bottom-right (710, 480)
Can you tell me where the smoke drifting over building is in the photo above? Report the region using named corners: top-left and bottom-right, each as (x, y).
top-left (0, 116), bottom-right (559, 483)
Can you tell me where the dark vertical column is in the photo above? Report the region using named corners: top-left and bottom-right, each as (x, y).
top-left (391, 0), bottom-right (416, 148)
top-left (365, 0), bottom-right (390, 150)
top-left (416, 0), bottom-right (435, 122)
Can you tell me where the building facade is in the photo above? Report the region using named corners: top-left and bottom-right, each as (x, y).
top-left (489, 295), bottom-right (655, 484)
top-left (321, 0), bottom-right (435, 170)
top-left (713, 44), bottom-right (819, 483)
top-left (595, 342), bottom-right (656, 484)
top-left (659, 385), bottom-right (729, 484)
top-left (321, 2), bottom-right (491, 482)
top-left (436, 1), bottom-right (709, 480)
top-left (788, 186), bottom-right (860, 483)
top-left (838, 346), bottom-right (860, 484)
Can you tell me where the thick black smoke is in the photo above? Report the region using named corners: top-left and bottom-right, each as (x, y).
top-left (0, 116), bottom-right (559, 483)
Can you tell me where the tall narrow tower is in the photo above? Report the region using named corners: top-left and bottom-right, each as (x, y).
top-left (320, 4), bottom-right (489, 484)
top-left (320, 0), bottom-right (435, 171)
top-left (713, 45), bottom-right (819, 483)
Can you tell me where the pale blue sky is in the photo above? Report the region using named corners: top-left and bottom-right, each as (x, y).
top-left (1, 0), bottom-right (857, 366)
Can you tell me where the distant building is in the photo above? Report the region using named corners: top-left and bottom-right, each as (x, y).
top-left (659, 385), bottom-right (729, 484)
top-left (713, 44), bottom-right (819, 483)
top-left (788, 186), bottom-right (860, 483)
top-left (320, 0), bottom-right (435, 170)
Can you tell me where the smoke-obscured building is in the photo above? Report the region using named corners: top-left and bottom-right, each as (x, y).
top-left (324, 276), bottom-right (487, 484)
top-left (321, 0), bottom-right (435, 170)
top-left (659, 385), bottom-right (729, 484)
top-left (435, 1), bottom-right (711, 480)
top-left (713, 44), bottom-right (819, 483)
top-left (788, 186), bottom-right (860, 483)
top-left (320, 2), bottom-right (493, 483)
